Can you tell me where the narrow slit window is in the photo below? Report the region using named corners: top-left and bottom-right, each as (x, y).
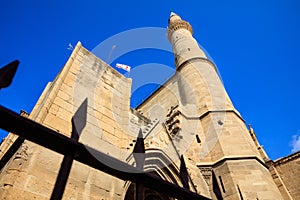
top-left (196, 134), bottom-right (201, 143)
top-left (219, 176), bottom-right (226, 193)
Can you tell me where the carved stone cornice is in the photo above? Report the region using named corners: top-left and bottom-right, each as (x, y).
top-left (168, 20), bottom-right (193, 39)
top-left (273, 150), bottom-right (300, 166)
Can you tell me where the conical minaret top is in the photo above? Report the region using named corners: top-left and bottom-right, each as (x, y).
top-left (169, 11), bottom-right (180, 20)
top-left (170, 11), bottom-right (177, 17)
top-left (167, 12), bottom-right (193, 42)
top-left (167, 12), bottom-right (207, 69)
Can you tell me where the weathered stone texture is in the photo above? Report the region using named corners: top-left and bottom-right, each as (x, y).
top-left (0, 13), bottom-right (298, 200)
top-left (271, 151), bottom-right (300, 200)
top-left (214, 160), bottom-right (282, 199)
top-left (0, 42), bottom-right (131, 199)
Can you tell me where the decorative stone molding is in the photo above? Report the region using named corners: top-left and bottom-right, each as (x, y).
top-left (273, 150), bottom-right (300, 166)
top-left (198, 166), bottom-right (212, 186)
top-left (168, 20), bottom-right (193, 36)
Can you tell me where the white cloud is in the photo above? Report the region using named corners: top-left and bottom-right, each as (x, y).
top-left (290, 134), bottom-right (300, 153)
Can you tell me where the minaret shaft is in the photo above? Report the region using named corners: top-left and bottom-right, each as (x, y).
top-left (167, 13), bottom-right (283, 200)
top-left (168, 15), bottom-right (207, 68)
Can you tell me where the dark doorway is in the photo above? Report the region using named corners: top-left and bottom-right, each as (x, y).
top-left (124, 183), bottom-right (174, 200)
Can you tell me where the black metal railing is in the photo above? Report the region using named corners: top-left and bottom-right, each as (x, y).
top-left (0, 60), bottom-right (211, 200)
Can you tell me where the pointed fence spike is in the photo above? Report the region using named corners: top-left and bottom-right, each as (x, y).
top-left (51, 99), bottom-right (87, 200)
top-left (133, 129), bottom-right (145, 170)
top-left (133, 129), bottom-right (145, 154)
top-left (0, 60), bottom-right (19, 89)
top-left (71, 98), bottom-right (88, 139)
top-left (180, 155), bottom-right (190, 190)
top-left (133, 129), bottom-right (145, 200)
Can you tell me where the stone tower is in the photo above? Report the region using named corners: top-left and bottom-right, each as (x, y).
top-left (0, 12), bottom-right (293, 200)
top-left (164, 12), bottom-right (282, 199)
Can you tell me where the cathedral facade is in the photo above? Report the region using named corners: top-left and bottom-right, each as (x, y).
top-left (0, 13), bottom-right (299, 200)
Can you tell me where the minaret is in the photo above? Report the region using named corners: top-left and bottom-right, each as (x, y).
top-left (167, 12), bottom-right (283, 199)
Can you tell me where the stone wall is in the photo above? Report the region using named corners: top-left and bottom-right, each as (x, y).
top-left (270, 151), bottom-right (300, 200)
top-left (137, 69), bottom-right (212, 198)
top-left (0, 40), bottom-right (296, 200)
top-left (138, 50), bottom-right (283, 199)
top-left (0, 42), bottom-right (133, 199)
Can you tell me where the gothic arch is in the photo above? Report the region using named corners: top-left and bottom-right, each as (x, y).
top-left (123, 149), bottom-right (184, 200)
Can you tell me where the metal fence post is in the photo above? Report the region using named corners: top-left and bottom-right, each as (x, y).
top-left (50, 99), bottom-right (87, 200)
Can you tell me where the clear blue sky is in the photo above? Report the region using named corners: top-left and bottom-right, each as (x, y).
top-left (0, 1), bottom-right (299, 160)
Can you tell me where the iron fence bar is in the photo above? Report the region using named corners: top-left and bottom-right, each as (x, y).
top-left (50, 120), bottom-right (79, 200)
top-left (180, 155), bottom-right (190, 190)
top-left (0, 105), bottom-right (211, 200)
top-left (133, 130), bottom-right (145, 200)
top-left (0, 136), bottom-right (24, 170)
top-left (0, 60), bottom-right (19, 90)
top-left (50, 99), bottom-right (87, 200)
top-left (50, 150), bottom-right (75, 200)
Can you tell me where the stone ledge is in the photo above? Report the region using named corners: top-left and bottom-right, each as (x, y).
top-left (273, 150), bottom-right (300, 166)
top-left (197, 156), bottom-right (267, 169)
